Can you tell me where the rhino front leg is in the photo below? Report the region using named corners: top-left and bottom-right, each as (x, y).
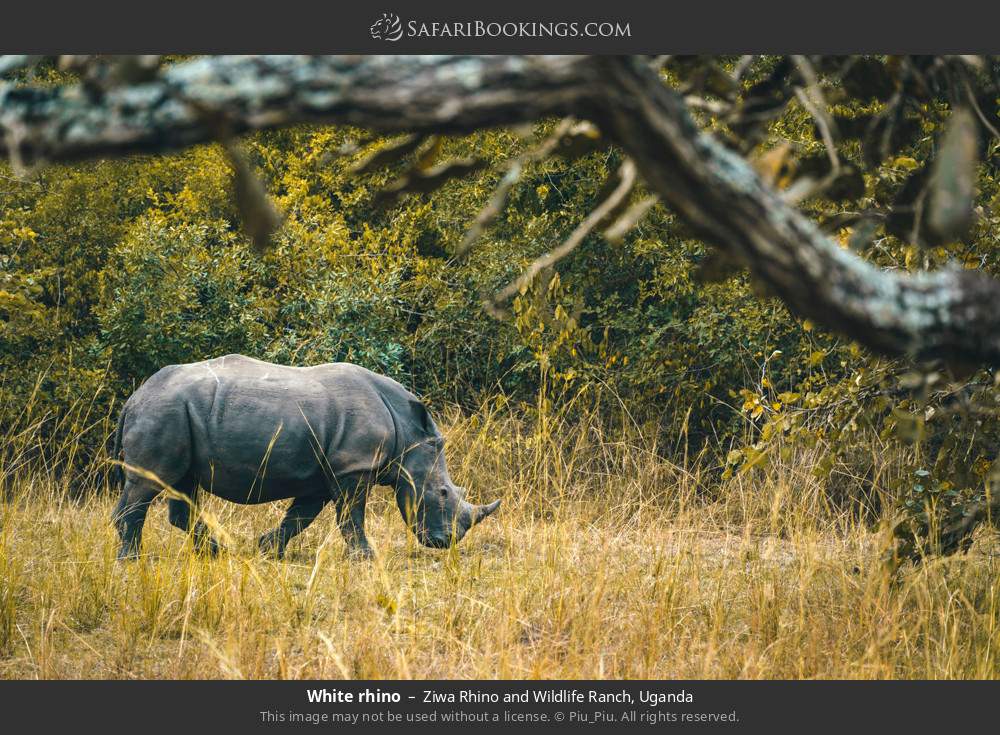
top-left (167, 492), bottom-right (221, 556)
top-left (113, 479), bottom-right (160, 560)
top-left (258, 495), bottom-right (329, 559)
top-left (336, 486), bottom-right (374, 559)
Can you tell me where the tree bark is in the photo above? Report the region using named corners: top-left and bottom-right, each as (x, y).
top-left (0, 56), bottom-right (598, 163)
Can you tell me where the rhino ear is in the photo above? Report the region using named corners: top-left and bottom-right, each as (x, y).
top-left (409, 399), bottom-right (436, 434)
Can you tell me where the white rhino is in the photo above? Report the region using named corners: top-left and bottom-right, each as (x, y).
top-left (111, 354), bottom-right (499, 559)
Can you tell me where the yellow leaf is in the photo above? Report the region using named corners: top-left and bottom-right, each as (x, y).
top-left (753, 141), bottom-right (794, 188)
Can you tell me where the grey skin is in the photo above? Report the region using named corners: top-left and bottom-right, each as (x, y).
top-left (111, 354), bottom-right (500, 560)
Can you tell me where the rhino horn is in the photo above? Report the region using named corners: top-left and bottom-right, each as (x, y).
top-left (470, 499), bottom-right (501, 527)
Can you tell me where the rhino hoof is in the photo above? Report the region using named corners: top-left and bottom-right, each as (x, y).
top-left (347, 545), bottom-right (375, 562)
top-left (117, 546), bottom-right (141, 562)
top-left (197, 540), bottom-right (223, 558)
top-left (257, 533), bottom-right (285, 559)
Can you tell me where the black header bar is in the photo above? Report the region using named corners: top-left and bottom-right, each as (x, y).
top-left (2, 0), bottom-right (1000, 54)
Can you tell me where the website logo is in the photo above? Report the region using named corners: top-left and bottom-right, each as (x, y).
top-left (368, 15), bottom-right (631, 42)
top-left (370, 13), bottom-right (404, 42)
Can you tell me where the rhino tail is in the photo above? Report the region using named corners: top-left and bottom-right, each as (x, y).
top-left (110, 404), bottom-right (126, 489)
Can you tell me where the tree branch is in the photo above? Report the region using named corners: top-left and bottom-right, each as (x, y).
top-left (589, 56), bottom-right (1000, 367)
top-left (0, 55), bottom-right (598, 164)
top-left (3, 54), bottom-right (1000, 366)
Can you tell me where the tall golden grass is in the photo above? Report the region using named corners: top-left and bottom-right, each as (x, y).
top-left (1, 383), bottom-right (999, 679)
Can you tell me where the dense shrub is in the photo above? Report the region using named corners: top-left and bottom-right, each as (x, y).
top-left (4, 58), bottom-right (1000, 557)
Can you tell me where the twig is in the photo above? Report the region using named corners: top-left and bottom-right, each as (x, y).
top-left (732, 55), bottom-right (756, 84)
top-left (455, 118), bottom-right (577, 258)
top-left (603, 195), bottom-right (659, 244)
top-left (684, 96), bottom-right (731, 116)
top-left (486, 158), bottom-right (637, 317)
top-left (454, 159), bottom-right (524, 259)
top-left (792, 56), bottom-right (840, 173)
top-left (964, 78), bottom-right (1000, 142)
top-left (782, 59), bottom-right (843, 206)
top-left (648, 55), bottom-right (672, 72)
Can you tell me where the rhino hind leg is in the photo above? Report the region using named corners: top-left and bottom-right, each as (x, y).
top-left (167, 487), bottom-right (221, 556)
top-left (113, 478), bottom-right (160, 560)
top-left (258, 494), bottom-right (329, 559)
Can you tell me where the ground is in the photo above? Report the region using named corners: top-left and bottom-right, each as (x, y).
top-left (2, 410), bottom-right (999, 679)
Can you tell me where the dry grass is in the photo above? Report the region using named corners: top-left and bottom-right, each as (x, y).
top-left (2, 395), bottom-right (1000, 679)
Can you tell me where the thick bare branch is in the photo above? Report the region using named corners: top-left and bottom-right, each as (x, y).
top-left (589, 56), bottom-right (1000, 367)
top-left (3, 54), bottom-right (1000, 366)
top-left (0, 55), bottom-right (598, 165)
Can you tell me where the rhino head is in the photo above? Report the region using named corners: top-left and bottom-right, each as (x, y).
top-left (393, 435), bottom-right (501, 548)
